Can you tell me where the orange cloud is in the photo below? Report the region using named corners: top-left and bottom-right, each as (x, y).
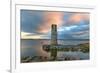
top-left (68, 13), bottom-right (89, 24)
top-left (37, 12), bottom-right (63, 33)
top-left (37, 12), bottom-right (89, 33)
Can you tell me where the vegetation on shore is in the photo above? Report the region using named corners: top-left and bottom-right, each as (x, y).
top-left (78, 43), bottom-right (89, 53)
top-left (43, 43), bottom-right (89, 53)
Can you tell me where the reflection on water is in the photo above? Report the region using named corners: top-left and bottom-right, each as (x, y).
top-left (57, 51), bottom-right (89, 60)
top-left (21, 39), bottom-right (89, 63)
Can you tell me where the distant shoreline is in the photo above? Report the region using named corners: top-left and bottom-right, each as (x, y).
top-left (21, 39), bottom-right (89, 41)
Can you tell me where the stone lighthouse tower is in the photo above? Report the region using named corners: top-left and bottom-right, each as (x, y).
top-left (51, 24), bottom-right (58, 45)
top-left (51, 24), bottom-right (58, 60)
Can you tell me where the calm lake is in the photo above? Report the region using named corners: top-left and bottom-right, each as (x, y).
top-left (21, 39), bottom-right (89, 62)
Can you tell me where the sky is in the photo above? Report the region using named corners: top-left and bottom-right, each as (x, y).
top-left (21, 10), bottom-right (89, 39)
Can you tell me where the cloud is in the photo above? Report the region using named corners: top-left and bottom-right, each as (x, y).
top-left (21, 10), bottom-right (89, 39)
top-left (58, 31), bottom-right (75, 39)
top-left (69, 13), bottom-right (89, 22)
top-left (72, 30), bottom-right (89, 35)
top-left (58, 30), bottom-right (89, 39)
top-left (21, 31), bottom-right (51, 39)
top-left (37, 12), bottom-right (64, 33)
top-left (73, 32), bottom-right (89, 39)
top-left (58, 22), bottom-right (89, 39)
top-left (62, 12), bottom-right (89, 26)
top-left (21, 10), bottom-right (44, 33)
top-left (21, 32), bottom-right (47, 39)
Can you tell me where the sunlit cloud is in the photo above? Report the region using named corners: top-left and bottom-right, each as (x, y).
top-left (21, 32), bottom-right (32, 37)
top-left (65, 25), bottom-right (78, 31)
top-left (21, 32), bottom-right (46, 39)
top-left (21, 10), bottom-right (89, 39)
top-left (58, 25), bottom-right (78, 32)
top-left (68, 13), bottom-right (89, 24)
top-left (37, 12), bottom-right (63, 33)
top-left (62, 13), bottom-right (89, 26)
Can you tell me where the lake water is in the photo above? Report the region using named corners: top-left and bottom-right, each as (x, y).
top-left (21, 39), bottom-right (89, 62)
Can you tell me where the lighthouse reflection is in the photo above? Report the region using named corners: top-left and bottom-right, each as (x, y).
top-left (21, 39), bottom-right (89, 63)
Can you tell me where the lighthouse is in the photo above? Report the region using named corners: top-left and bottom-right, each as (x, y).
top-left (42, 24), bottom-right (81, 60)
top-left (51, 24), bottom-right (58, 45)
top-left (50, 24), bottom-right (58, 60)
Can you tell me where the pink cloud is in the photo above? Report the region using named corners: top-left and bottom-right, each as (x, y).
top-left (37, 12), bottom-right (63, 33)
top-left (37, 12), bottom-right (89, 34)
top-left (67, 13), bottom-right (89, 24)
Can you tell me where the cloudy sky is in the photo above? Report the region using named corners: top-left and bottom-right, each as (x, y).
top-left (21, 10), bottom-right (89, 39)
